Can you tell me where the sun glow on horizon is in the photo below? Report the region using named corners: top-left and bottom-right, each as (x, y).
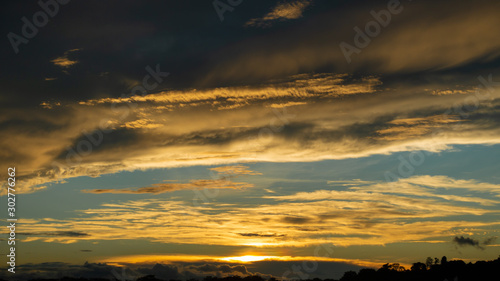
top-left (97, 254), bottom-right (386, 269)
top-left (220, 255), bottom-right (276, 262)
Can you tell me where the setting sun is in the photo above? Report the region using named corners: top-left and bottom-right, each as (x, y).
top-left (220, 255), bottom-right (275, 263)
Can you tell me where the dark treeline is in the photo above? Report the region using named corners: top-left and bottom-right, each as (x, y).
top-left (335, 255), bottom-right (500, 281)
top-left (8, 256), bottom-right (500, 281)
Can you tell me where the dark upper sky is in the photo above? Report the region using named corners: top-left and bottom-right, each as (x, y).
top-left (2, 0), bottom-right (499, 107)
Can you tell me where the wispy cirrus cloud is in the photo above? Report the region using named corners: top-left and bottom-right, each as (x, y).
top-left (11, 176), bottom-right (500, 248)
top-left (2, 72), bottom-right (500, 195)
top-left (75, 73), bottom-right (379, 110)
top-left (83, 179), bottom-right (253, 194)
top-left (245, 0), bottom-right (312, 27)
top-left (210, 164), bottom-right (263, 176)
top-left (83, 165), bottom-right (259, 194)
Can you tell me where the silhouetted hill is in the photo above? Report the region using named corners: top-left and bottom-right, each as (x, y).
top-left (15, 256), bottom-right (500, 281)
top-left (337, 256), bottom-right (500, 281)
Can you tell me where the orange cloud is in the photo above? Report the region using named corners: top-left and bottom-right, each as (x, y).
top-left (83, 165), bottom-right (260, 194)
top-left (97, 254), bottom-right (384, 269)
top-left (51, 48), bottom-right (81, 68)
top-left (84, 179), bottom-right (253, 194)
top-left (9, 176), bottom-right (500, 248)
top-left (245, 0), bottom-right (311, 27)
top-left (1, 71), bottom-right (499, 195)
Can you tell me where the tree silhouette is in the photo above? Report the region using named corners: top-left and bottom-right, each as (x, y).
top-left (339, 271), bottom-right (357, 281)
top-left (441, 256), bottom-right (448, 265)
top-left (425, 257), bottom-right (433, 269)
top-left (410, 262), bottom-right (426, 272)
top-left (137, 275), bottom-right (162, 281)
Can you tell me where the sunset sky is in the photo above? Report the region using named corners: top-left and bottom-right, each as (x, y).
top-left (1, 0), bottom-right (500, 280)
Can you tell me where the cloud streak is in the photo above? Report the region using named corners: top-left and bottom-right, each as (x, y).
top-left (50, 48), bottom-right (81, 68)
top-left (245, 0), bottom-right (311, 27)
top-left (11, 176), bottom-right (500, 248)
top-left (83, 165), bottom-right (259, 194)
top-left (2, 71), bottom-right (500, 195)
